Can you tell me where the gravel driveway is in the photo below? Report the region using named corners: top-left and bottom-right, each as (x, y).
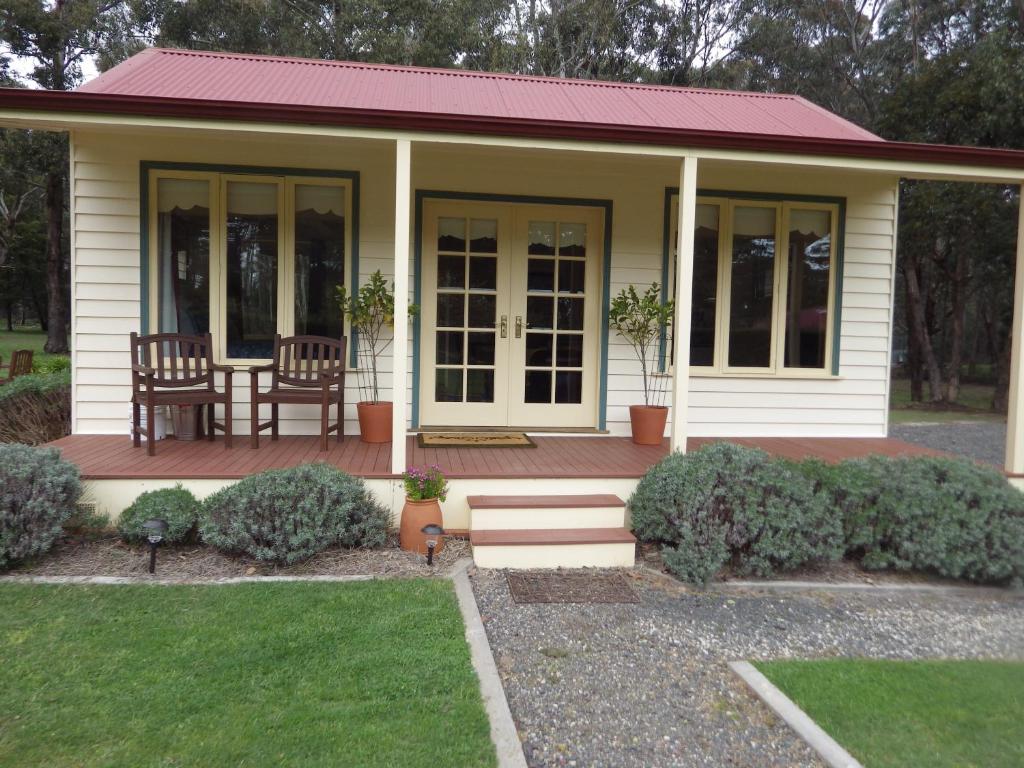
top-left (472, 568), bottom-right (1024, 768)
top-left (890, 421), bottom-right (1006, 466)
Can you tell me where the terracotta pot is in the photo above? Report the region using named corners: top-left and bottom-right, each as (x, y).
top-left (357, 401), bottom-right (393, 443)
top-left (629, 405), bottom-right (668, 445)
top-left (399, 497), bottom-right (445, 555)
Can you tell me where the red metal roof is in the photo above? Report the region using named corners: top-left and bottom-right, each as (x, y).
top-left (2, 47), bottom-right (1024, 171)
top-left (78, 48), bottom-right (880, 143)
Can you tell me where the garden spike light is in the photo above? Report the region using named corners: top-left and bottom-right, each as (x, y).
top-left (142, 518), bottom-right (169, 574)
top-left (421, 523), bottom-right (445, 566)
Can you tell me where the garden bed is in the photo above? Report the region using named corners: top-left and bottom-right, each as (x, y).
top-left (6, 534), bottom-right (470, 580)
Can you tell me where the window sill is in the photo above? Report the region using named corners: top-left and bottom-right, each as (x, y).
top-left (655, 369), bottom-right (842, 381)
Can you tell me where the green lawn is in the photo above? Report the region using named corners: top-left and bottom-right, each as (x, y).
top-left (0, 327), bottom-right (66, 369)
top-left (0, 581), bottom-right (495, 768)
top-left (889, 378), bottom-right (1004, 424)
top-left (756, 659), bottom-right (1024, 768)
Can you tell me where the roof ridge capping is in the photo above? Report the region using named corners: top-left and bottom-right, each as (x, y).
top-left (143, 46), bottom-right (818, 103)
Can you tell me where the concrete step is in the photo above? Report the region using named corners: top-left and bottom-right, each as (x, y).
top-left (470, 527), bottom-right (636, 569)
top-left (468, 494), bottom-right (626, 531)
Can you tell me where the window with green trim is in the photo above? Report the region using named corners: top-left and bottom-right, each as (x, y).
top-left (666, 194), bottom-right (839, 375)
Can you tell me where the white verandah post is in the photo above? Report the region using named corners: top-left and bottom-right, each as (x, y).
top-left (391, 139), bottom-right (411, 474)
top-left (670, 155), bottom-right (698, 453)
top-left (1004, 184), bottom-right (1024, 481)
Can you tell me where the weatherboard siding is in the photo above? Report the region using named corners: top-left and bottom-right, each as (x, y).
top-left (70, 129), bottom-right (897, 438)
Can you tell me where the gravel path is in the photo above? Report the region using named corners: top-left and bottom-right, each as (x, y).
top-left (472, 568), bottom-right (1024, 768)
top-left (890, 421), bottom-right (1006, 466)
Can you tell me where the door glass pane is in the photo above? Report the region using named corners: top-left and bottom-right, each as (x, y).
top-left (438, 218), bottom-right (465, 251)
top-left (557, 298), bottom-right (584, 330)
top-left (294, 184), bottom-right (344, 339)
top-left (526, 333), bottom-right (553, 367)
top-left (157, 178), bottom-right (210, 335)
top-left (784, 209), bottom-right (832, 369)
top-left (556, 335), bottom-right (583, 367)
top-left (558, 260), bottom-right (585, 294)
top-left (525, 370), bottom-right (551, 403)
top-left (527, 296), bottom-right (554, 329)
top-left (558, 223), bottom-right (586, 256)
top-left (528, 221), bottom-right (556, 255)
top-left (691, 204), bottom-right (719, 366)
top-left (469, 257), bottom-right (497, 290)
top-left (466, 369), bottom-right (495, 402)
top-left (436, 294), bottom-right (465, 328)
top-left (469, 219), bottom-right (497, 253)
top-left (435, 369), bottom-right (462, 402)
top-left (728, 206), bottom-right (776, 368)
top-left (555, 371), bottom-right (582, 403)
top-left (438, 255), bottom-right (465, 289)
top-left (527, 259), bottom-right (555, 292)
top-left (436, 331), bottom-right (463, 365)
top-left (467, 332), bottom-right (495, 365)
top-left (226, 181), bottom-right (278, 358)
top-left (468, 295), bottom-right (496, 328)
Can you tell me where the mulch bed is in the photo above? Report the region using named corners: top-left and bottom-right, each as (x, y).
top-left (506, 570), bottom-right (640, 604)
top-left (6, 534), bottom-right (470, 580)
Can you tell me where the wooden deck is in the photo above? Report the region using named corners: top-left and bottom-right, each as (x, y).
top-left (48, 434), bottom-right (943, 481)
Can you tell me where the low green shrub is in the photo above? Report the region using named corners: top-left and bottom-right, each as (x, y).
top-left (0, 443), bottom-right (81, 569)
top-left (118, 485), bottom-right (200, 545)
top-left (630, 443), bottom-right (843, 585)
top-left (805, 455), bottom-right (1024, 586)
top-left (33, 356), bottom-right (71, 374)
top-left (200, 463), bottom-right (390, 564)
top-left (0, 370), bottom-right (71, 444)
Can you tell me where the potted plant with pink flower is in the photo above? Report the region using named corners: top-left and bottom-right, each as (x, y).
top-left (399, 464), bottom-right (449, 555)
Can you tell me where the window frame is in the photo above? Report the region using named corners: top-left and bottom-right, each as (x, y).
top-left (145, 166), bottom-right (355, 366)
top-left (663, 189), bottom-right (843, 378)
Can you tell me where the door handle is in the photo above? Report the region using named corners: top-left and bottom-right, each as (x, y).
top-left (515, 316), bottom-right (523, 338)
top-left (500, 315), bottom-right (508, 338)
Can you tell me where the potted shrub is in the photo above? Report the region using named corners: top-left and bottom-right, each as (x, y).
top-left (608, 283), bottom-right (674, 444)
top-left (399, 465), bottom-right (448, 555)
top-left (336, 270), bottom-right (418, 443)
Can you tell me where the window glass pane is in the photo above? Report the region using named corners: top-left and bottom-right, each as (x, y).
top-left (466, 369), bottom-right (495, 402)
top-left (528, 221), bottom-right (556, 255)
top-left (527, 296), bottom-right (554, 329)
top-left (525, 370), bottom-right (551, 403)
top-left (784, 209), bottom-right (832, 369)
top-left (556, 334), bottom-right (583, 367)
top-left (469, 257), bottom-right (496, 290)
top-left (436, 294), bottom-right (465, 328)
top-left (728, 206), bottom-right (776, 368)
top-left (226, 181), bottom-right (278, 358)
top-left (691, 204), bottom-right (719, 366)
top-left (558, 223), bottom-right (586, 256)
top-left (468, 294), bottom-right (496, 329)
top-left (557, 260), bottom-right (585, 294)
top-left (157, 179), bottom-right (210, 335)
top-left (526, 333), bottom-right (553, 367)
top-left (555, 371), bottom-right (583, 403)
top-left (438, 255), bottom-right (465, 289)
top-left (436, 331), bottom-right (463, 365)
top-left (527, 259), bottom-right (555, 292)
top-left (294, 185), bottom-right (344, 339)
top-left (557, 297), bottom-right (584, 331)
top-left (435, 369), bottom-right (462, 402)
top-left (467, 332), bottom-right (495, 365)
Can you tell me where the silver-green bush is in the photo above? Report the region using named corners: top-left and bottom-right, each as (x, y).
top-left (199, 464), bottom-right (390, 564)
top-left (807, 455), bottom-right (1024, 586)
top-left (629, 443), bottom-right (843, 585)
top-left (0, 443), bottom-right (81, 569)
top-left (118, 485), bottom-right (200, 545)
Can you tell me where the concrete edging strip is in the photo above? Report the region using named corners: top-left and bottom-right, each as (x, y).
top-left (729, 661), bottom-right (863, 768)
top-left (0, 574), bottom-right (376, 585)
top-left (449, 558), bottom-right (529, 768)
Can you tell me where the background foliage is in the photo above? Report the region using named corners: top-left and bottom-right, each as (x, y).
top-left (1, 0), bottom-right (1021, 411)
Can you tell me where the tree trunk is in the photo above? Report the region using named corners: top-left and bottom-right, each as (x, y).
top-left (903, 277), bottom-right (924, 401)
top-left (943, 245), bottom-right (968, 403)
top-left (43, 170), bottom-right (68, 354)
top-left (993, 332), bottom-right (1011, 413)
top-left (903, 250), bottom-right (943, 402)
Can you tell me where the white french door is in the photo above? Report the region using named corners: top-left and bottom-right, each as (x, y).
top-left (420, 200), bottom-right (602, 428)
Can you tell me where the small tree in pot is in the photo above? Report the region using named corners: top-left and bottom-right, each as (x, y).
top-left (608, 283), bottom-right (674, 444)
top-left (336, 270), bottom-right (418, 443)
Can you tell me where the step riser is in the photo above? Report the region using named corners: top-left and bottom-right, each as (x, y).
top-left (471, 506), bottom-right (625, 531)
top-left (473, 542), bottom-right (636, 569)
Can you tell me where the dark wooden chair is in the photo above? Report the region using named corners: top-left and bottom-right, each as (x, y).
top-left (130, 332), bottom-right (234, 456)
top-left (0, 349), bottom-right (34, 384)
top-left (249, 334), bottom-right (346, 451)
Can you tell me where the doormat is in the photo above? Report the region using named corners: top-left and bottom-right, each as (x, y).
top-left (417, 432), bottom-right (536, 448)
top-left (506, 571), bottom-right (639, 604)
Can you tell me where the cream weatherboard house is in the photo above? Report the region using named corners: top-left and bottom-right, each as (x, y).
top-left (2, 48), bottom-right (1023, 568)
